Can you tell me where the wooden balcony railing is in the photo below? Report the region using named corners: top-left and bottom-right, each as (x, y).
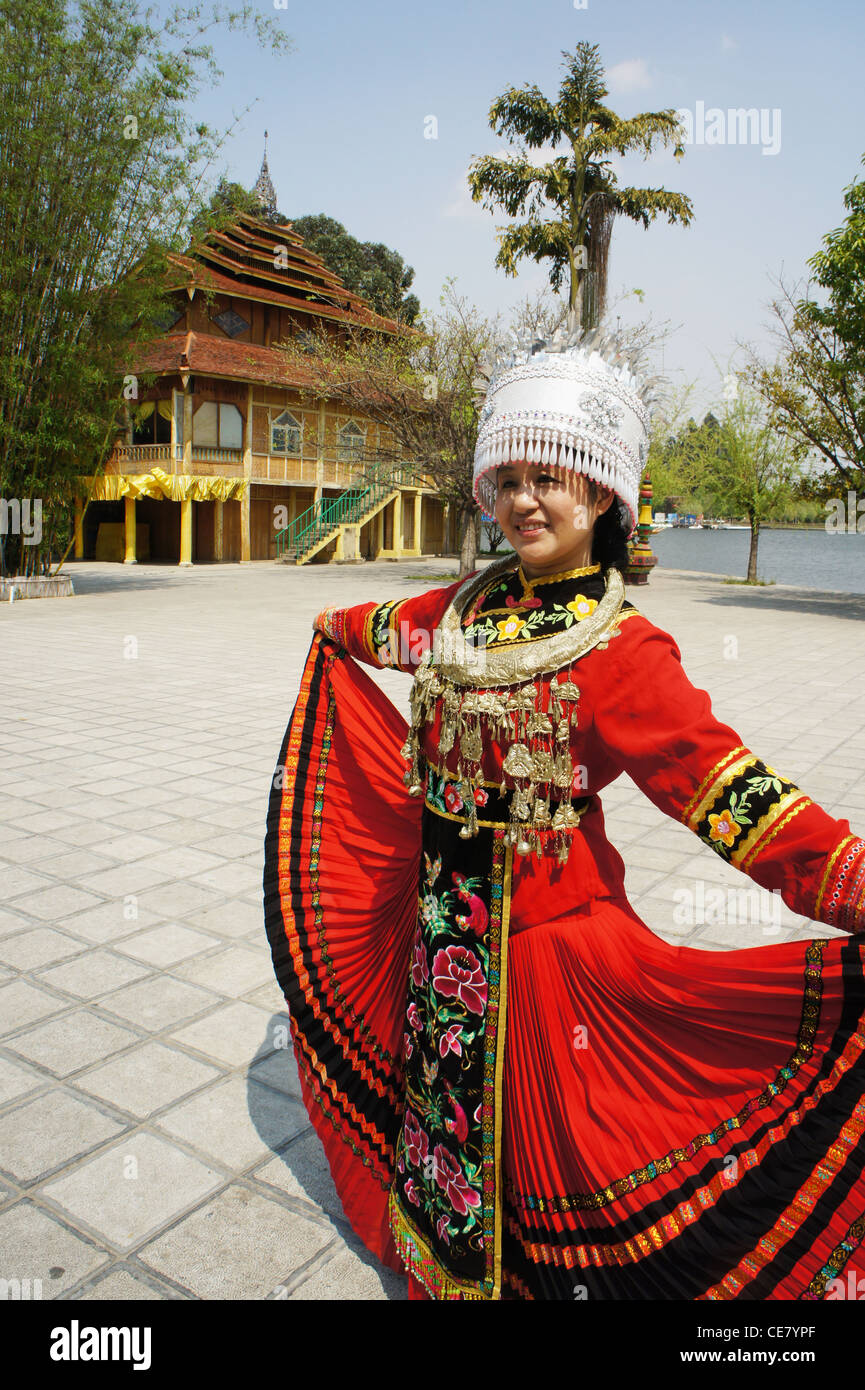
top-left (104, 443), bottom-right (437, 492)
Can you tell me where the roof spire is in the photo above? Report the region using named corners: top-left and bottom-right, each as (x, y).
top-left (253, 130), bottom-right (278, 220)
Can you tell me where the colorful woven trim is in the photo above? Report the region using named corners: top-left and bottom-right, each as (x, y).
top-left (800, 1211), bottom-right (865, 1300)
top-left (388, 1190), bottom-right (490, 1300)
top-left (313, 605), bottom-right (346, 648)
top-left (682, 749), bottom-right (811, 872)
top-left (815, 836), bottom-right (865, 933)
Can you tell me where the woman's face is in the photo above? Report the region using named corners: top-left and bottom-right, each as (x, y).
top-left (493, 460), bottom-right (614, 578)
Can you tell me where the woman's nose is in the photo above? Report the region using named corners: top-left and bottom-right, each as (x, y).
top-left (511, 481), bottom-right (541, 505)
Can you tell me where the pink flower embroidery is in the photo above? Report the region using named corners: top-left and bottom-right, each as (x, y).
top-left (439, 1024), bottom-right (463, 1058)
top-left (403, 1110), bottom-right (430, 1171)
top-left (474, 1101), bottom-right (483, 1125)
top-left (473, 787), bottom-right (489, 806)
top-left (403, 1032), bottom-right (413, 1061)
top-left (411, 941), bottom-right (429, 989)
top-left (444, 784), bottom-right (464, 813)
top-left (404, 1178), bottom-right (421, 1207)
top-left (407, 1002), bottom-right (422, 1030)
top-left (505, 595), bottom-right (541, 609)
top-left (436, 1213), bottom-right (452, 1245)
top-left (432, 1143), bottom-right (481, 1216)
top-left (431, 944), bottom-right (487, 1016)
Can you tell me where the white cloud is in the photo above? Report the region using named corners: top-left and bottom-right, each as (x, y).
top-left (721, 34), bottom-right (736, 51)
top-left (606, 59), bottom-right (652, 94)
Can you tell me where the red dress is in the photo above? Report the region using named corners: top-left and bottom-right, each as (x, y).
top-left (262, 557), bottom-right (865, 1300)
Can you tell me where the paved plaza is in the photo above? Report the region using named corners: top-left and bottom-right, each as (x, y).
top-left (1, 556), bottom-right (865, 1301)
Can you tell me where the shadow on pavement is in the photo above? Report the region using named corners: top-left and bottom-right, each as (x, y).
top-left (686, 582), bottom-right (865, 623)
top-left (246, 1016), bottom-right (407, 1300)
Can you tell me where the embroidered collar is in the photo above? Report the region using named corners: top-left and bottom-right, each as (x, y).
top-left (516, 560), bottom-right (601, 594)
top-left (433, 554), bottom-right (625, 687)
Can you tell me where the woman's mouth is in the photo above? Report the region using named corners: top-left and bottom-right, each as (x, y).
top-left (516, 523), bottom-right (548, 536)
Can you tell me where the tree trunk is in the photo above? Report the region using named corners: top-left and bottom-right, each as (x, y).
top-left (458, 505), bottom-right (478, 579)
top-left (747, 512), bottom-right (759, 583)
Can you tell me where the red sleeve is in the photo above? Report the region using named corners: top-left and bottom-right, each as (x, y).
top-left (592, 616), bottom-right (865, 934)
top-left (312, 574), bottom-right (475, 674)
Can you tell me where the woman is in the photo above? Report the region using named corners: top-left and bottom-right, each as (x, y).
top-left (262, 331), bottom-right (865, 1300)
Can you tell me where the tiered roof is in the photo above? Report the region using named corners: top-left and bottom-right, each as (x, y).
top-left (140, 210), bottom-right (402, 386)
top-left (167, 211), bottom-right (399, 334)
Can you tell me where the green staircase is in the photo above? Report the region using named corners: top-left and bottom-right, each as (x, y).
top-left (276, 472), bottom-right (400, 564)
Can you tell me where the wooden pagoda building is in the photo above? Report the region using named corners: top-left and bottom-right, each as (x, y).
top-left (74, 182), bottom-right (454, 565)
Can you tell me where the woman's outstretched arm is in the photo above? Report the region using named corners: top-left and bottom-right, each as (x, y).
top-left (592, 617), bottom-right (865, 935)
top-left (313, 574), bottom-right (473, 674)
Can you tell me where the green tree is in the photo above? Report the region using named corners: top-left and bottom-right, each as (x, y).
top-left (467, 43), bottom-right (693, 330)
top-left (288, 214), bottom-right (420, 325)
top-left (694, 386), bottom-right (807, 582)
top-left (650, 407), bottom-right (726, 516)
top-left (0, 0), bottom-right (291, 579)
top-left (189, 177), bottom-right (283, 244)
top-left (277, 280), bottom-right (506, 577)
top-left (747, 153), bottom-right (865, 497)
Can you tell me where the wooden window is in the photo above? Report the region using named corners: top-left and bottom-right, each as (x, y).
top-left (337, 419), bottom-right (365, 464)
top-left (193, 402), bottom-right (243, 448)
top-left (270, 410), bottom-right (302, 455)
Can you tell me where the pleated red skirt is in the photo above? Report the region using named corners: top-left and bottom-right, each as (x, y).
top-left (263, 634), bottom-right (865, 1299)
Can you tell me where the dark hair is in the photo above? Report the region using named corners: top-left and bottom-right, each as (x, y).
top-left (585, 480), bottom-right (633, 574)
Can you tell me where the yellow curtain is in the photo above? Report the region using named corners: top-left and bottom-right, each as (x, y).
top-left (80, 470), bottom-right (248, 502)
top-left (131, 400), bottom-right (172, 422)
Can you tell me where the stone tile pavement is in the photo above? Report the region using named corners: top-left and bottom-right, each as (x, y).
top-left (1, 557), bottom-right (864, 1301)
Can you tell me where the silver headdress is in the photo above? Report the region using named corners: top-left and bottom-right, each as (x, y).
top-left (472, 319), bottom-right (660, 535)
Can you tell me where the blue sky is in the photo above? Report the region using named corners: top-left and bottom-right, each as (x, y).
top-left (161, 0), bottom-right (865, 416)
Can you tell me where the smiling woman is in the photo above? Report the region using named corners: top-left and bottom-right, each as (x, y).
top-left (494, 462), bottom-right (616, 577)
top-left (263, 323), bottom-right (865, 1301)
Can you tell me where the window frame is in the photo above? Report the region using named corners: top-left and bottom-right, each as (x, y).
top-left (337, 418), bottom-right (366, 464)
top-left (270, 409), bottom-right (303, 457)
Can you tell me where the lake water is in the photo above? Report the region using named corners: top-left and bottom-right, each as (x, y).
top-left (647, 527), bottom-right (865, 595)
top-left (481, 527), bottom-right (865, 594)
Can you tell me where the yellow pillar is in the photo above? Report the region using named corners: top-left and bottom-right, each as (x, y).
top-left (393, 492), bottom-right (403, 556)
top-left (314, 455), bottom-right (323, 507)
top-left (179, 378), bottom-right (191, 566)
top-left (182, 383), bottom-right (193, 472)
top-left (317, 399), bottom-right (327, 481)
top-left (240, 488), bottom-right (251, 564)
top-left (375, 506), bottom-right (384, 559)
top-left (179, 497), bottom-right (193, 566)
top-left (442, 501), bottom-right (450, 554)
top-left (170, 389), bottom-right (178, 469)
top-left (74, 497), bottom-right (84, 559)
top-left (413, 491), bottom-right (422, 555)
top-left (241, 384), bottom-right (253, 563)
top-left (123, 495), bottom-right (137, 564)
top-left (214, 499), bottom-right (224, 561)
